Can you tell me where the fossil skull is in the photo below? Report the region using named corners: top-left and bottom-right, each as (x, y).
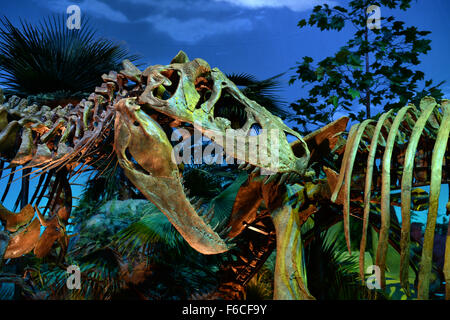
top-left (114, 51), bottom-right (310, 255)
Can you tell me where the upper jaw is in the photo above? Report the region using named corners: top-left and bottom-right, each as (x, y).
top-left (137, 61), bottom-right (310, 176)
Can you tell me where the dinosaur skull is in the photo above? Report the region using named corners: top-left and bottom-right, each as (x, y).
top-left (114, 52), bottom-right (310, 255)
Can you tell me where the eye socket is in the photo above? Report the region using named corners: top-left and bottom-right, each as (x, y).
top-left (194, 73), bottom-right (214, 109)
top-left (152, 69), bottom-right (181, 100)
top-left (133, 120), bottom-right (140, 126)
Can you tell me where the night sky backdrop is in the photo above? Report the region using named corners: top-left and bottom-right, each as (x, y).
top-left (2, 0), bottom-right (449, 108)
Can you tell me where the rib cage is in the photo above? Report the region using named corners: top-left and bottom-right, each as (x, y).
top-left (0, 61), bottom-right (144, 262)
top-left (331, 97), bottom-right (450, 299)
top-left (0, 60), bottom-right (144, 213)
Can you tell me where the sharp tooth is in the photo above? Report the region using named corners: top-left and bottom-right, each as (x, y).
top-left (193, 198), bottom-right (204, 211)
top-left (203, 205), bottom-right (215, 224)
top-left (251, 166), bottom-right (260, 175)
top-left (212, 221), bottom-right (220, 231)
top-left (189, 196), bottom-right (199, 205)
top-left (244, 163), bottom-right (253, 171)
top-left (279, 173), bottom-right (289, 185)
top-left (224, 237), bottom-right (235, 248)
top-left (264, 173), bottom-right (279, 185)
top-left (238, 162), bottom-right (247, 170)
top-left (219, 225), bottom-right (232, 237)
top-left (205, 216), bottom-right (213, 225)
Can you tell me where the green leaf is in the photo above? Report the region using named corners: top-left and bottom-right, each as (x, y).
top-left (291, 0), bottom-right (440, 127)
top-left (347, 88), bottom-right (360, 99)
top-left (328, 95), bottom-right (338, 108)
top-left (298, 19), bottom-right (307, 28)
top-left (316, 66), bottom-right (325, 81)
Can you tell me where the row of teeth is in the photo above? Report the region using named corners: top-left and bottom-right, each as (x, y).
top-left (183, 189), bottom-right (232, 238)
top-left (237, 162), bottom-right (301, 185)
top-left (180, 161), bottom-right (301, 240)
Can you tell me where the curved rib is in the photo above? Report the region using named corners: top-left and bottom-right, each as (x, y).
top-left (342, 119), bottom-right (373, 253)
top-left (399, 98), bottom-right (437, 294)
top-left (417, 102), bottom-right (450, 299)
top-left (359, 110), bottom-right (393, 283)
top-left (376, 104), bottom-right (415, 290)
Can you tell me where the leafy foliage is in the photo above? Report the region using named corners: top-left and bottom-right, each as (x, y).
top-left (115, 204), bottom-right (187, 256)
top-left (303, 222), bottom-right (372, 299)
top-left (35, 247), bottom-right (124, 300)
top-left (0, 15), bottom-right (139, 100)
top-left (227, 72), bottom-right (288, 119)
top-left (290, 0), bottom-right (444, 133)
top-left (113, 202), bottom-right (232, 299)
top-left (181, 164), bottom-right (227, 199)
top-left (245, 266), bottom-right (274, 300)
top-left (245, 251), bottom-right (275, 300)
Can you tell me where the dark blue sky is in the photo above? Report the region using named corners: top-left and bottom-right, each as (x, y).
top-left (1, 0), bottom-right (449, 223)
top-left (2, 0), bottom-right (449, 113)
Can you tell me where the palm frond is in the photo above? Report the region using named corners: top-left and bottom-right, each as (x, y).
top-left (209, 172), bottom-right (248, 227)
top-left (37, 248), bottom-right (124, 300)
top-left (226, 72), bottom-right (288, 118)
top-left (226, 73), bottom-right (258, 87)
top-left (0, 15), bottom-right (139, 98)
top-left (114, 204), bottom-right (187, 257)
top-left (181, 165), bottom-right (224, 199)
top-left (304, 224), bottom-right (371, 299)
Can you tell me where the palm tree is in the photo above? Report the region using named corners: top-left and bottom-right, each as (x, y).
top-left (0, 15), bottom-right (139, 106)
top-left (226, 72), bottom-right (288, 119)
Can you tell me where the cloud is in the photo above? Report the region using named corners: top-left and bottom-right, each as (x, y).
top-left (35, 0), bottom-right (129, 23)
top-left (147, 15), bottom-right (252, 44)
top-left (34, 0), bottom-right (335, 44)
top-left (213, 0), bottom-right (338, 12)
top-left (78, 0), bottom-right (129, 23)
top-left (35, 0), bottom-right (249, 43)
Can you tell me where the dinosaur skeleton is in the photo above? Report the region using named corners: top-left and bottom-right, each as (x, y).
top-left (0, 51), bottom-right (448, 300)
top-left (327, 98), bottom-right (450, 299)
